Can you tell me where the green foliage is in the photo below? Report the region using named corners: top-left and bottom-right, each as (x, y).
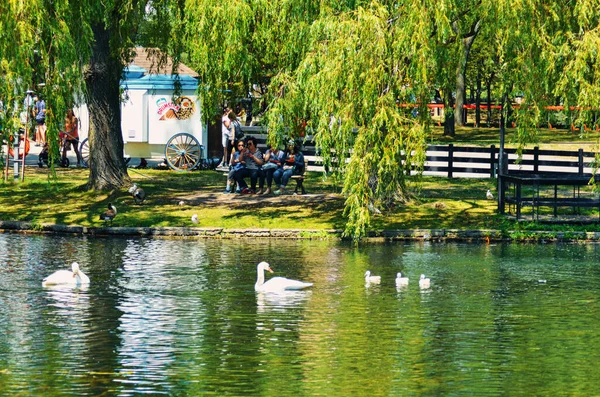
top-left (1, 0), bottom-right (186, 189)
top-left (183, 0), bottom-right (600, 238)
top-left (4, 0), bottom-right (600, 238)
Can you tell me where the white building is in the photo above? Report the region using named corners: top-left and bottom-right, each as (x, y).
top-left (78, 48), bottom-right (206, 161)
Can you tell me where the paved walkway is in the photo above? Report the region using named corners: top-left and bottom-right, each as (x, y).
top-left (2, 142), bottom-right (158, 168)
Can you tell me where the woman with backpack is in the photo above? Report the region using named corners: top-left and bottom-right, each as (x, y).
top-left (219, 107), bottom-right (233, 168)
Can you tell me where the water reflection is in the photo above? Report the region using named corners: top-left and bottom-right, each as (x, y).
top-left (256, 290), bottom-right (312, 314)
top-left (2, 234), bottom-right (600, 396)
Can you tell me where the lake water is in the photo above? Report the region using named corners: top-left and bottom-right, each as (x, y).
top-left (1, 234), bottom-right (599, 396)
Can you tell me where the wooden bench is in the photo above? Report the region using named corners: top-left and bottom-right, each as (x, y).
top-left (290, 158), bottom-right (309, 195)
top-left (221, 158), bottom-right (308, 195)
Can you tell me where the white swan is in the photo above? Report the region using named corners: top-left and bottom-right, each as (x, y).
top-left (364, 270), bottom-right (381, 284)
top-left (255, 262), bottom-right (313, 292)
top-left (419, 274), bottom-right (431, 289)
top-left (395, 272), bottom-right (409, 287)
top-left (42, 262), bottom-right (90, 287)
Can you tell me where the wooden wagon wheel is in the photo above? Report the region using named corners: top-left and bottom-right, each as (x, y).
top-left (79, 138), bottom-right (89, 167)
top-left (165, 132), bottom-right (202, 171)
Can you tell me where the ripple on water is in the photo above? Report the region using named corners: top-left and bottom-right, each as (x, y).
top-left (2, 236), bottom-right (600, 395)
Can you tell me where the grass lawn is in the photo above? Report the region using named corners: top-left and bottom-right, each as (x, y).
top-left (0, 166), bottom-right (346, 230)
top-left (430, 125), bottom-right (600, 151)
top-left (1, 126), bottom-right (600, 236)
top-left (1, 164), bottom-right (599, 238)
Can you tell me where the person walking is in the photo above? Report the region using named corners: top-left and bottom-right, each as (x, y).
top-left (62, 109), bottom-right (82, 167)
top-left (34, 95), bottom-right (46, 146)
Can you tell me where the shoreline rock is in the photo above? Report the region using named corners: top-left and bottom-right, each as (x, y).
top-left (1, 220), bottom-right (599, 242)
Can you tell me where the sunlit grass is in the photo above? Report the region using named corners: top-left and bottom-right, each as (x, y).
top-left (430, 126), bottom-right (600, 150)
top-left (1, 145), bottom-right (599, 235)
top-left (0, 167), bottom-right (347, 230)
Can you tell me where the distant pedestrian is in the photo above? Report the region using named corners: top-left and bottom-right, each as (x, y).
top-left (34, 96), bottom-right (46, 145)
top-left (219, 107), bottom-right (233, 167)
top-left (62, 109), bottom-right (82, 167)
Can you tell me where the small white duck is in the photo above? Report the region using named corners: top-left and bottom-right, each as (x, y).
top-left (364, 270), bottom-right (381, 284)
top-left (486, 189), bottom-right (494, 200)
top-left (395, 272), bottom-right (409, 287)
top-left (42, 262), bottom-right (90, 287)
top-left (419, 274), bottom-right (431, 289)
top-left (191, 214), bottom-right (199, 224)
top-left (255, 262), bottom-right (313, 292)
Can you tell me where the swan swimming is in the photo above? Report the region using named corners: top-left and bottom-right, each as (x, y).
top-left (419, 274), bottom-right (431, 289)
top-left (42, 262), bottom-right (90, 287)
top-left (395, 272), bottom-right (409, 287)
top-left (364, 270), bottom-right (381, 284)
top-left (255, 262), bottom-right (313, 292)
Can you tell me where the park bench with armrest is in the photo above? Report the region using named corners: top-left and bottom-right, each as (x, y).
top-left (290, 158), bottom-right (309, 195)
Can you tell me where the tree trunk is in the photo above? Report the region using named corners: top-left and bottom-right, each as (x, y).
top-left (475, 73), bottom-right (481, 128)
top-left (85, 22), bottom-right (130, 190)
top-left (443, 88), bottom-right (455, 137)
top-left (454, 35), bottom-right (478, 126)
top-left (486, 76), bottom-right (493, 127)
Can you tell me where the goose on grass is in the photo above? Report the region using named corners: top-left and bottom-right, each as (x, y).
top-left (128, 184), bottom-right (146, 204)
top-left (100, 203), bottom-right (117, 226)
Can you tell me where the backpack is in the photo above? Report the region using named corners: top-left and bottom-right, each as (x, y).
top-left (233, 120), bottom-right (244, 140)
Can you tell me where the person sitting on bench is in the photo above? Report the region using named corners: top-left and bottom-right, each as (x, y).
top-left (224, 140), bottom-right (246, 194)
top-left (233, 136), bottom-right (264, 194)
top-left (273, 139), bottom-right (304, 195)
top-left (257, 144), bottom-right (283, 195)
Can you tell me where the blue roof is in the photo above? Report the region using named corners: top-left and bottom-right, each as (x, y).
top-left (121, 72), bottom-right (198, 91)
top-left (124, 65), bottom-right (147, 79)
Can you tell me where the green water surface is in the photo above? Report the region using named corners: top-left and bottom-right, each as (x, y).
top-left (0, 235), bottom-right (599, 396)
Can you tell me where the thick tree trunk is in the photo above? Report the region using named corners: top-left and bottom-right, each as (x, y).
top-left (85, 22), bottom-right (130, 190)
top-left (454, 35), bottom-right (477, 126)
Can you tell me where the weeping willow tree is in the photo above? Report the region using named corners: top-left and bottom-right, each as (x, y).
top-left (0, 0), bottom-right (185, 189)
top-left (185, 0), bottom-right (600, 238)
top-left (0, 1), bottom-right (86, 174)
top-left (488, 1), bottom-right (600, 159)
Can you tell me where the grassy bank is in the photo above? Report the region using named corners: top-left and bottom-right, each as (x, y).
top-left (2, 126), bottom-right (600, 236)
top-left (1, 165), bottom-right (599, 238)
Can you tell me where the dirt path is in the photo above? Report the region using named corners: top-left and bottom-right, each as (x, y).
top-left (175, 191), bottom-right (343, 209)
